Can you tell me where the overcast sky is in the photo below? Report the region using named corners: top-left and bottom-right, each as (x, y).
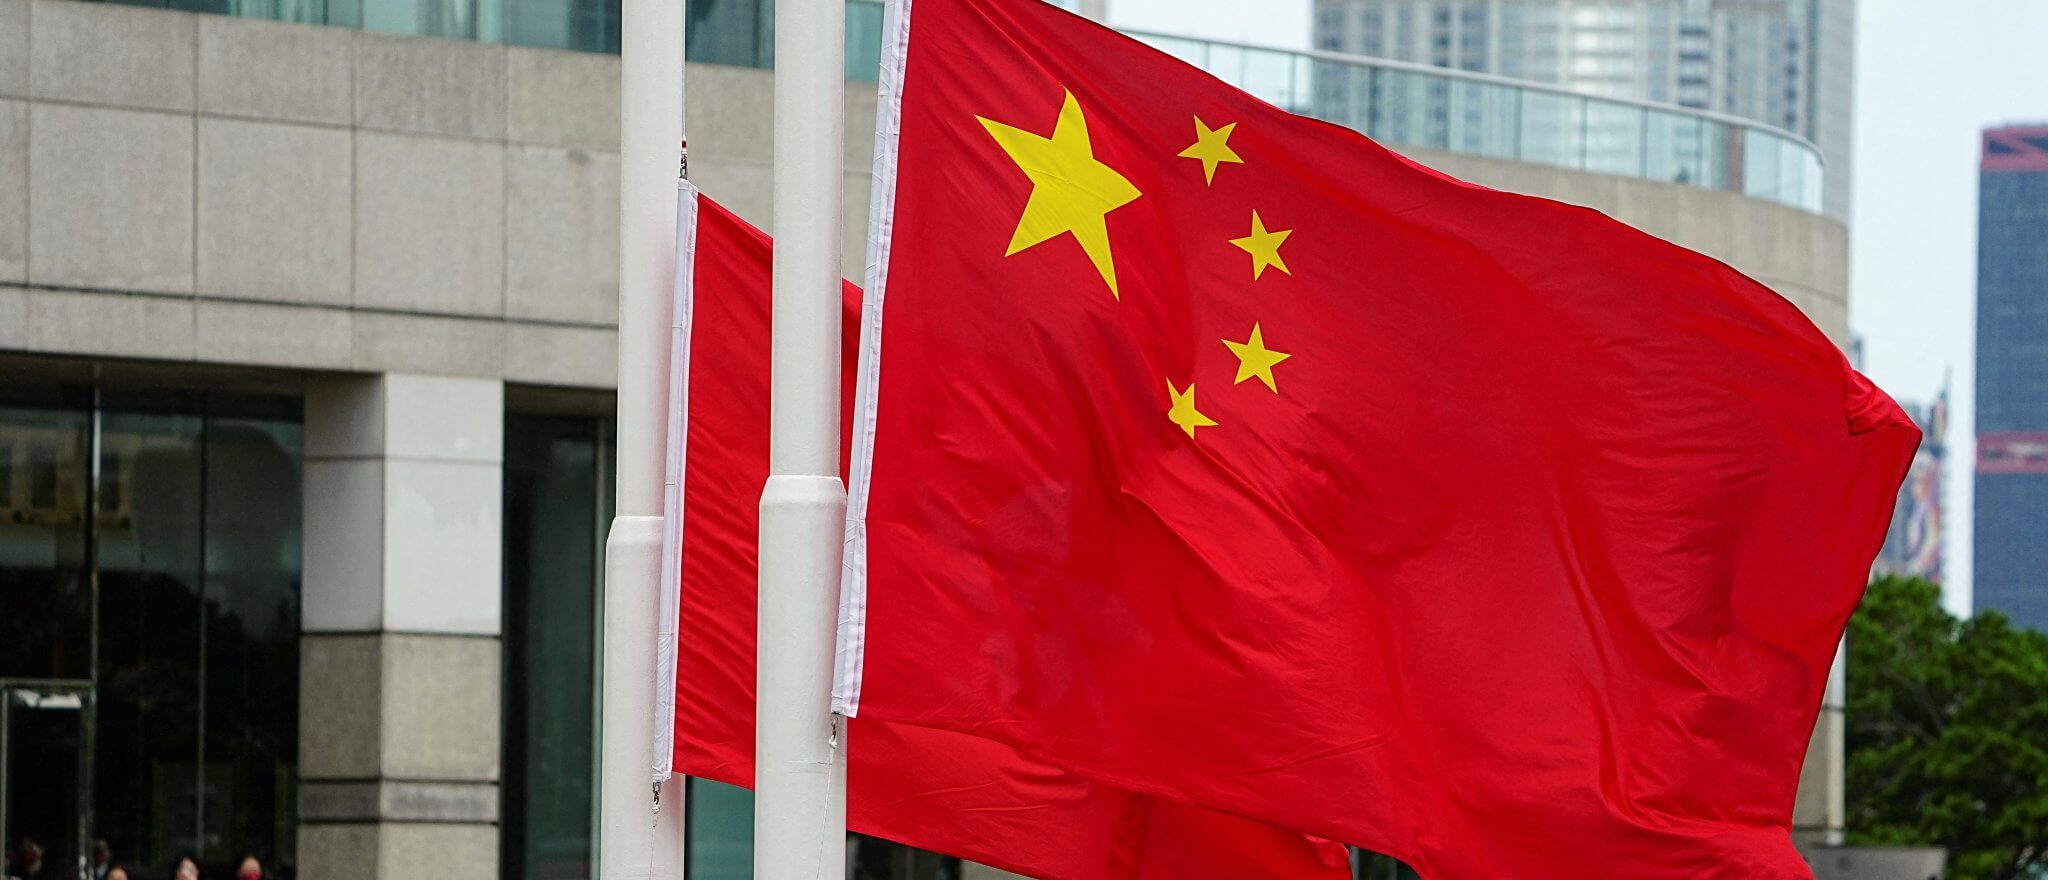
top-left (1108, 0), bottom-right (2048, 616)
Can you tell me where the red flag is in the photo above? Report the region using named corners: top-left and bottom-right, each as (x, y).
top-left (668, 188), bottom-right (1350, 879)
top-left (832, 2), bottom-right (1920, 877)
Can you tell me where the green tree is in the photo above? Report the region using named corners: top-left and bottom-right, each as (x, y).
top-left (1846, 576), bottom-right (2048, 880)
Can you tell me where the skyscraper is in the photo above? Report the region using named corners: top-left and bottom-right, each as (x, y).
top-left (1976, 125), bottom-right (2048, 630)
top-left (1311, 0), bottom-right (1856, 220)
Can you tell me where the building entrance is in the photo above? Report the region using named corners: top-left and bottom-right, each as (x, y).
top-left (1, 680), bottom-right (92, 880)
top-left (1, 386), bottom-right (303, 880)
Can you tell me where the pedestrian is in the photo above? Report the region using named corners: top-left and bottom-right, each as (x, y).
top-left (7, 837), bottom-right (43, 879)
top-left (89, 841), bottom-right (112, 880)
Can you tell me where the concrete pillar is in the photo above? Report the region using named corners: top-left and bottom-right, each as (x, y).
top-left (296, 374), bottom-right (506, 880)
top-left (1792, 641), bottom-right (1847, 848)
top-left (1051, 0), bottom-right (1107, 20)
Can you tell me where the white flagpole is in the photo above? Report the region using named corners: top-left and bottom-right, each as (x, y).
top-left (599, 0), bottom-right (686, 868)
top-left (757, 0), bottom-right (849, 872)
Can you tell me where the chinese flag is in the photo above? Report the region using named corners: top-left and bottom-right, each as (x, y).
top-left (668, 189), bottom-right (1350, 879)
top-left (832, 1), bottom-right (1920, 877)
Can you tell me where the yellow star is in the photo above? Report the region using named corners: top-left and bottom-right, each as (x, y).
top-left (1177, 117), bottom-right (1243, 185)
top-left (1228, 211), bottom-right (1292, 280)
top-left (1166, 379), bottom-right (1219, 439)
top-left (1222, 323), bottom-right (1292, 392)
top-left (978, 90), bottom-right (1143, 299)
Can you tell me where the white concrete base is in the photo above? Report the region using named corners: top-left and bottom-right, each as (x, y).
top-left (598, 514), bottom-right (687, 879)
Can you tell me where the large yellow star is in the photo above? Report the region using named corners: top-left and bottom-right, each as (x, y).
top-left (1228, 211), bottom-right (1292, 280)
top-left (978, 90), bottom-right (1143, 299)
top-left (1166, 379), bottom-right (1219, 439)
top-left (1222, 323), bottom-right (1292, 392)
top-left (1177, 117), bottom-right (1243, 185)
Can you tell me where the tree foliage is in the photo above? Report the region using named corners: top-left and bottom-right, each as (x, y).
top-left (1846, 576), bottom-right (2048, 880)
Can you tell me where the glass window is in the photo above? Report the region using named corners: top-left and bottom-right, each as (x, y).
top-left (357, 0), bottom-right (475, 39)
top-left (1309, 59), bottom-right (1373, 132)
top-left (1371, 69), bottom-right (1450, 152)
top-left (1237, 46), bottom-right (1306, 113)
top-left (93, 408), bottom-right (211, 872)
top-left (688, 0), bottom-right (773, 68)
top-left (92, 392), bottom-right (304, 880)
top-left (502, 413), bottom-right (613, 880)
top-left (1792, 138), bottom-right (1823, 211)
top-left (3, 684), bottom-right (91, 880)
top-left (1697, 120), bottom-right (1731, 190)
top-left (0, 386), bottom-right (302, 880)
top-left (684, 778), bottom-right (964, 880)
top-left (230, 0), bottom-right (343, 26)
top-left (1204, 45), bottom-right (1249, 94)
top-left (1583, 101), bottom-right (1644, 176)
top-left (1445, 79), bottom-right (1517, 159)
top-left (487, 0), bottom-right (620, 53)
top-left (846, 0), bottom-right (884, 82)
top-left (199, 415), bottom-right (304, 878)
top-left (87, 0), bottom-right (907, 60)
top-left (1356, 849), bottom-right (1422, 879)
top-left (1517, 90), bottom-right (1587, 168)
top-left (686, 778), bottom-right (756, 880)
top-left (0, 402), bottom-right (91, 681)
top-left (1645, 110), bottom-right (1705, 185)
top-left (1742, 129), bottom-right (1786, 203)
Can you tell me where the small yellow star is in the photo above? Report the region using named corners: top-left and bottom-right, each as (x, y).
top-left (1177, 117), bottom-right (1243, 185)
top-left (1228, 211), bottom-right (1292, 279)
top-left (1166, 379), bottom-right (1218, 439)
top-left (979, 90), bottom-right (1143, 299)
top-left (1222, 323), bottom-right (1292, 392)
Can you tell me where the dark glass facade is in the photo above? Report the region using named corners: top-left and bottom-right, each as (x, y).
top-left (1975, 127), bottom-right (2048, 631)
top-left (682, 0), bottom-right (886, 81)
top-left (1, 385), bottom-right (303, 880)
top-left (88, 0), bottom-right (881, 73)
top-left (92, 0), bottom-right (620, 52)
top-left (684, 778), bottom-right (962, 880)
top-left (502, 412), bottom-right (613, 880)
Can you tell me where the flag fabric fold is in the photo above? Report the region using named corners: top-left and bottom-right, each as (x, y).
top-left (832, 1), bottom-right (1920, 876)
top-left (666, 186), bottom-right (1351, 879)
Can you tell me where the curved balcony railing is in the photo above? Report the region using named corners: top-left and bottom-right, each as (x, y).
top-left (840, 4), bottom-right (1821, 212)
top-left (1122, 30), bottom-right (1825, 213)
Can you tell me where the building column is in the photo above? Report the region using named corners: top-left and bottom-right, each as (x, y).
top-left (1793, 640), bottom-right (1848, 849)
top-left (296, 374), bottom-right (506, 880)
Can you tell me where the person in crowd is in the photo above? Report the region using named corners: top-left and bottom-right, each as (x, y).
top-left (171, 855), bottom-right (200, 880)
top-left (104, 868), bottom-right (128, 880)
top-left (234, 855), bottom-right (263, 880)
top-left (7, 837), bottom-right (42, 879)
top-left (89, 841), bottom-right (113, 880)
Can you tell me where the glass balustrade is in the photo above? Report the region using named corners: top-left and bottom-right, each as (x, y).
top-left (1125, 26), bottom-right (1823, 212)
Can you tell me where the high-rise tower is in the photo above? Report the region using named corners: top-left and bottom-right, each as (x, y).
top-left (1975, 125), bottom-right (2048, 630)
